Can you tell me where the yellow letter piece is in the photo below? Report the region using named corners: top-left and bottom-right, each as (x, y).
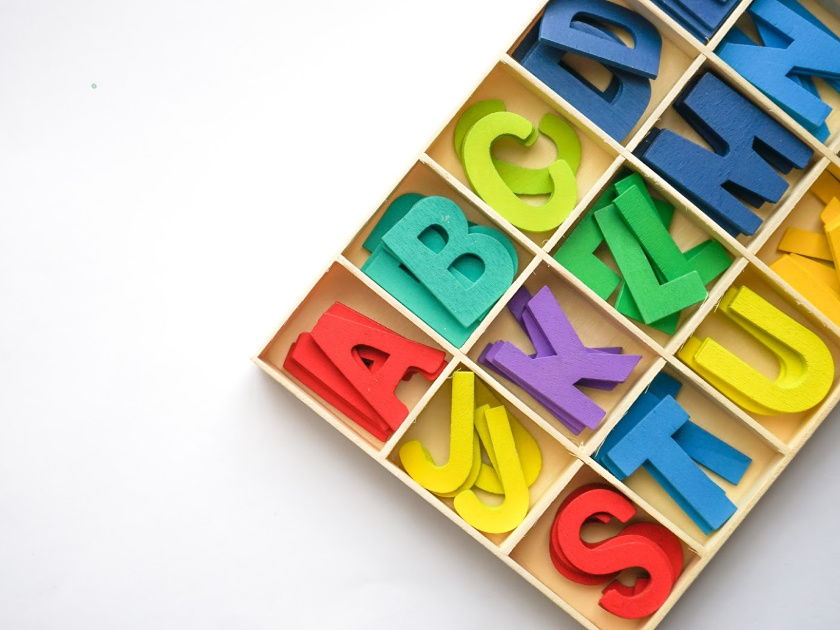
top-left (454, 405), bottom-right (530, 534)
top-left (678, 286), bottom-right (834, 415)
top-left (824, 215), bottom-right (840, 287)
top-left (778, 227), bottom-right (833, 261)
top-left (473, 404), bottom-right (542, 494)
top-left (399, 372), bottom-right (477, 495)
top-left (472, 381), bottom-right (542, 493)
top-left (787, 254), bottom-right (840, 293)
top-left (820, 197), bottom-right (840, 227)
top-left (812, 171), bottom-right (840, 206)
top-left (770, 255), bottom-right (840, 327)
top-left (434, 433), bottom-right (482, 499)
top-left (462, 111), bottom-right (577, 233)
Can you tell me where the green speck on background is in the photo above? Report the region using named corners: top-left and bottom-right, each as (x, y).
top-left (91, 83), bottom-right (97, 89)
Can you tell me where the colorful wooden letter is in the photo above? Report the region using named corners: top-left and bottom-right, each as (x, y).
top-left (521, 22), bottom-right (652, 142)
top-left (555, 172), bottom-right (730, 334)
top-left (654, 0), bottom-right (741, 41)
top-left (473, 402), bottom-right (543, 494)
top-left (310, 308), bottom-right (447, 430)
top-left (362, 194), bottom-right (518, 346)
top-left (399, 372), bottom-right (478, 495)
top-left (717, 0), bottom-right (840, 135)
top-left (678, 286), bottom-right (835, 415)
top-left (637, 72), bottom-right (813, 237)
top-left (596, 372), bottom-right (751, 533)
top-left (539, 0), bottom-right (662, 78)
top-left (285, 303), bottom-right (447, 441)
top-left (381, 196), bottom-right (516, 327)
top-left (595, 203), bottom-right (707, 323)
top-left (553, 210), bottom-right (622, 300)
top-left (777, 227), bottom-right (833, 261)
top-left (363, 247), bottom-right (479, 347)
top-left (550, 484), bottom-right (683, 619)
top-left (480, 286), bottom-right (642, 433)
top-left (285, 333), bottom-right (391, 441)
top-left (454, 405), bottom-right (530, 534)
top-left (453, 100), bottom-right (581, 195)
top-left (601, 395), bottom-right (740, 534)
top-left (461, 110), bottom-right (577, 232)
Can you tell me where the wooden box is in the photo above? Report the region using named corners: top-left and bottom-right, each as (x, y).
top-left (254, 1), bottom-right (840, 627)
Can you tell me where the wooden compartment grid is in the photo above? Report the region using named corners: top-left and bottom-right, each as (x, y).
top-left (254, 1), bottom-right (840, 627)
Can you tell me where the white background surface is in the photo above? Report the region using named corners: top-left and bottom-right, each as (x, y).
top-left (1, 1), bottom-right (839, 628)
